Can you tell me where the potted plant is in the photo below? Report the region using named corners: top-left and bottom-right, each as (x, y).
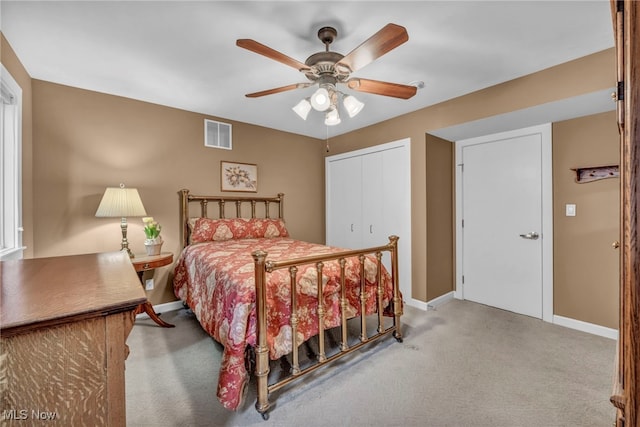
top-left (142, 217), bottom-right (163, 256)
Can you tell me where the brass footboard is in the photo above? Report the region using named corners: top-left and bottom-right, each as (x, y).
top-left (251, 236), bottom-right (402, 420)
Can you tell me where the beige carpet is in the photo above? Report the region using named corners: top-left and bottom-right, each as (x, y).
top-left (125, 299), bottom-right (616, 427)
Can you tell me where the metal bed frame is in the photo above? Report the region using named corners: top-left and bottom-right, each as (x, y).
top-left (178, 189), bottom-right (403, 419)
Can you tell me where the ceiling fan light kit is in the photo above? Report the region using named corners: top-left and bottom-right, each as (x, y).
top-left (292, 98), bottom-right (312, 120)
top-left (343, 94), bottom-right (365, 118)
top-left (237, 23), bottom-right (417, 126)
top-left (324, 107), bottom-right (341, 126)
top-left (310, 86), bottom-right (332, 111)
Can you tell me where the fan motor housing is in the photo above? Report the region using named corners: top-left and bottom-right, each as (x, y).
top-left (304, 51), bottom-right (346, 81)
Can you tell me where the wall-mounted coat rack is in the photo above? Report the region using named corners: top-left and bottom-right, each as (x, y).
top-left (571, 165), bottom-right (619, 183)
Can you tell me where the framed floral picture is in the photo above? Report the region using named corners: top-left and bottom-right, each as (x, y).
top-left (221, 161), bottom-right (258, 192)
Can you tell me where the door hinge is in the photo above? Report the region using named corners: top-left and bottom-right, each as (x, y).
top-left (458, 163), bottom-right (464, 172)
top-left (617, 81), bottom-right (624, 101)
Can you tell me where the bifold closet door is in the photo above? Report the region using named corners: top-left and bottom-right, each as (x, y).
top-left (326, 140), bottom-right (412, 302)
top-left (326, 155), bottom-right (363, 250)
top-left (361, 152), bottom-right (383, 248)
top-left (327, 145), bottom-right (408, 249)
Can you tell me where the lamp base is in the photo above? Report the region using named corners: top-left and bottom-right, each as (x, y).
top-left (120, 217), bottom-right (134, 258)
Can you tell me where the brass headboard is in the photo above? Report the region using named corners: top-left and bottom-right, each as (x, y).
top-left (178, 189), bottom-right (284, 248)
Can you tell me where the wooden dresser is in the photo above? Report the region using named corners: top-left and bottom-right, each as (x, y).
top-left (0, 252), bottom-right (146, 426)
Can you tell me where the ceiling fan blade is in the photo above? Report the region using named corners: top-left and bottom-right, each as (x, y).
top-left (245, 83), bottom-right (311, 98)
top-left (237, 39), bottom-right (310, 72)
top-left (336, 23), bottom-right (409, 73)
top-left (346, 78), bottom-right (417, 99)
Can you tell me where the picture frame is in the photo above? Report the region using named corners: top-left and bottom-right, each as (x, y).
top-left (221, 161), bottom-right (258, 192)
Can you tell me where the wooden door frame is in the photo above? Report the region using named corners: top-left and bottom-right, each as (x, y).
top-left (610, 1), bottom-right (640, 425)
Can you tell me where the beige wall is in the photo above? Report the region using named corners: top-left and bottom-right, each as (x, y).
top-left (30, 81), bottom-right (325, 304)
top-left (553, 112), bottom-right (620, 329)
top-left (3, 29), bottom-right (621, 329)
top-left (425, 134), bottom-right (454, 301)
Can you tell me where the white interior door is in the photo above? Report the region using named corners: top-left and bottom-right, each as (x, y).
top-left (456, 124), bottom-right (552, 320)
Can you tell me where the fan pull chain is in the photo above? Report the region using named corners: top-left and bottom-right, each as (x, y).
top-left (326, 126), bottom-right (330, 152)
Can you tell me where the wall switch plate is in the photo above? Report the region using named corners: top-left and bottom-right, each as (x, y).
top-left (145, 278), bottom-right (154, 290)
top-left (565, 204), bottom-right (576, 217)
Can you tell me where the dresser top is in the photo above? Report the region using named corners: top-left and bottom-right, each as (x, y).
top-left (1, 251), bottom-right (146, 335)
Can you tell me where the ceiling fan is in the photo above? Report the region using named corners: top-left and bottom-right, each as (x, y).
top-left (236, 23), bottom-right (418, 125)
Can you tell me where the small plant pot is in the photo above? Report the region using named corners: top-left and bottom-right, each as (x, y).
top-left (144, 239), bottom-right (163, 256)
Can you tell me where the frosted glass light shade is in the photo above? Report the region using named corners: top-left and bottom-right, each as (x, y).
top-left (292, 98), bottom-right (312, 120)
top-left (310, 87), bottom-right (331, 111)
top-left (95, 185), bottom-right (147, 218)
top-left (324, 108), bottom-right (341, 126)
top-left (343, 94), bottom-right (364, 118)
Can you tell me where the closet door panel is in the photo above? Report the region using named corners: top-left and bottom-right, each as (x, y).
top-left (381, 146), bottom-right (410, 234)
top-left (362, 152), bottom-right (383, 247)
top-left (380, 146), bottom-right (411, 272)
top-left (326, 155), bottom-right (362, 249)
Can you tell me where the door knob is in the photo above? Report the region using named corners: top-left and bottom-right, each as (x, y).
top-left (612, 241), bottom-right (620, 249)
top-left (519, 231), bottom-right (539, 240)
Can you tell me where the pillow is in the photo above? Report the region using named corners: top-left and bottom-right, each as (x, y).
top-left (190, 218), bottom-right (289, 243)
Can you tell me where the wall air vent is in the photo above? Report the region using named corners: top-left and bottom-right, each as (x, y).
top-left (204, 119), bottom-right (232, 150)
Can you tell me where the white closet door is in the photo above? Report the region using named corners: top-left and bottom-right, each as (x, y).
top-left (380, 146), bottom-right (410, 275)
top-left (326, 139), bottom-right (412, 305)
top-left (361, 152), bottom-right (383, 247)
top-left (380, 145), bottom-right (409, 237)
top-left (326, 155), bottom-right (362, 249)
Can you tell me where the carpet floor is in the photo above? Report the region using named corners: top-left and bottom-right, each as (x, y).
top-left (125, 299), bottom-right (616, 427)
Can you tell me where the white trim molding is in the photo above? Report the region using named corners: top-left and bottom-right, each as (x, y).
top-left (426, 291), bottom-right (455, 310)
top-left (409, 291), bottom-right (455, 311)
top-left (0, 64), bottom-right (24, 261)
top-left (553, 315), bottom-right (618, 340)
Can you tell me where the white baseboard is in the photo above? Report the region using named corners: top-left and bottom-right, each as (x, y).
top-left (553, 314), bottom-right (618, 340)
top-left (407, 291), bottom-right (455, 311)
top-left (427, 291), bottom-right (455, 310)
top-left (136, 300), bottom-right (184, 320)
top-left (451, 295), bottom-right (617, 340)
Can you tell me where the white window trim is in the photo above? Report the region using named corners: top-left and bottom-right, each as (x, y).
top-left (0, 63), bottom-right (24, 260)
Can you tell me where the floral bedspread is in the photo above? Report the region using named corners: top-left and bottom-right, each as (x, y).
top-left (172, 237), bottom-right (393, 410)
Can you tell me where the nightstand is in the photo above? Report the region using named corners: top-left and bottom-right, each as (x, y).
top-left (131, 252), bottom-right (175, 328)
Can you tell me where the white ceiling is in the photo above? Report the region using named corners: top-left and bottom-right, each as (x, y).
top-left (0, 1), bottom-right (615, 140)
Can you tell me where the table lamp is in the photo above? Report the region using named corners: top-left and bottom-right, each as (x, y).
top-left (95, 183), bottom-right (147, 258)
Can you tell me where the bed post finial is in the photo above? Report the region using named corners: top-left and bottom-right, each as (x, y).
top-left (277, 193), bottom-right (284, 220)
